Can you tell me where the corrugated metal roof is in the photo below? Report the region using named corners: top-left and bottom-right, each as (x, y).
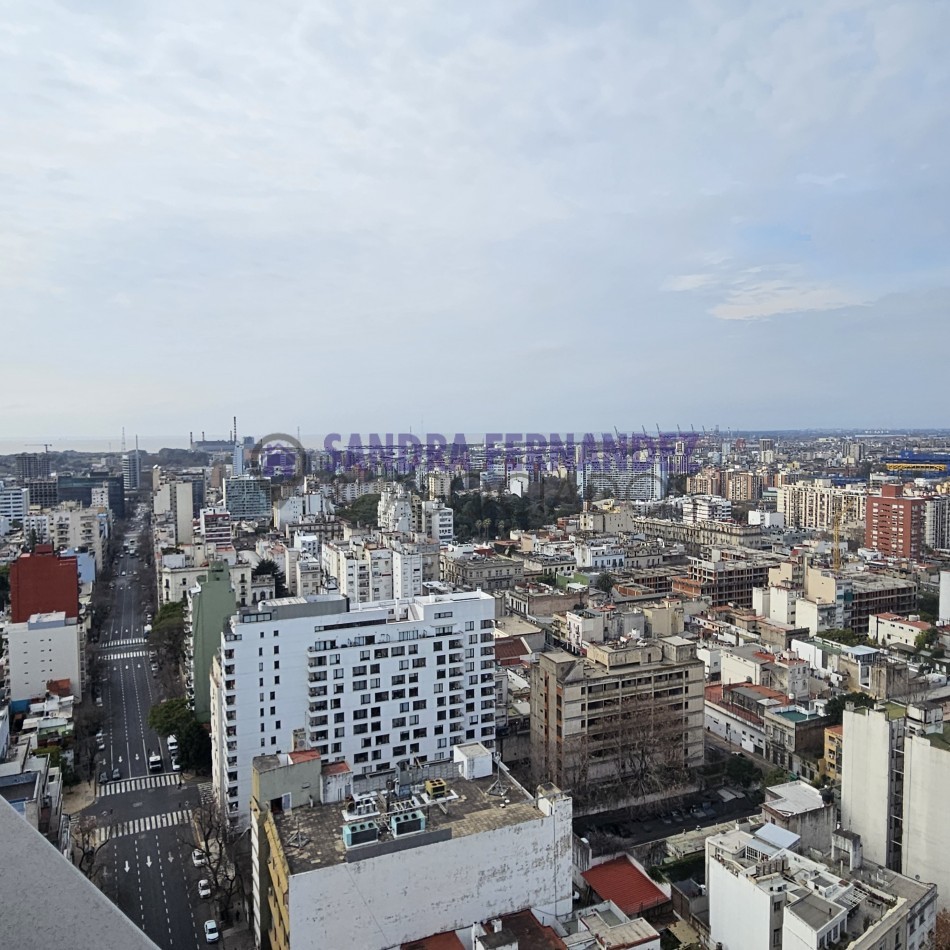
top-left (582, 857), bottom-right (668, 917)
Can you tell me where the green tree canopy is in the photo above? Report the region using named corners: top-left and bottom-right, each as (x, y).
top-left (338, 493), bottom-right (381, 527)
top-left (148, 698), bottom-right (193, 737)
top-left (724, 754), bottom-right (762, 788)
top-left (824, 691), bottom-right (875, 726)
top-left (594, 572), bottom-right (615, 594)
top-left (818, 628), bottom-right (868, 647)
top-left (253, 557), bottom-right (288, 598)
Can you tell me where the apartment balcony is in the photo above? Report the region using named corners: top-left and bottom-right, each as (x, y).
top-left (227, 741), bottom-right (237, 752)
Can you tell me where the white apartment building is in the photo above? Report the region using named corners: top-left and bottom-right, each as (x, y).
top-left (681, 494), bottom-right (732, 525)
top-left (574, 538), bottom-right (625, 571)
top-left (706, 823), bottom-right (936, 950)
top-left (273, 492), bottom-right (334, 531)
top-left (426, 471), bottom-right (453, 500)
top-left (418, 499), bottom-right (454, 544)
top-left (777, 481), bottom-right (867, 531)
top-left (153, 479), bottom-right (194, 545)
top-left (5, 613), bottom-right (83, 704)
top-left (294, 555), bottom-right (322, 598)
top-left (924, 494), bottom-right (950, 551)
top-left (0, 487), bottom-right (29, 523)
top-left (377, 485), bottom-right (413, 534)
top-left (21, 506), bottom-right (106, 569)
top-left (210, 590), bottom-right (497, 822)
top-left (199, 507), bottom-right (232, 547)
top-left (868, 612), bottom-right (932, 649)
top-left (321, 538), bottom-right (394, 605)
top-left (843, 701), bottom-right (950, 910)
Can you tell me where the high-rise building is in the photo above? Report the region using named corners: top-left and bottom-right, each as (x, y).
top-left (842, 701), bottom-right (950, 911)
top-left (25, 478), bottom-right (58, 510)
top-left (210, 590), bottom-right (497, 822)
top-left (122, 450), bottom-right (142, 492)
top-left (10, 546), bottom-right (79, 623)
top-left (57, 474), bottom-right (125, 518)
top-left (866, 484), bottom-right (927, 560)
top-left (15, 453), bottom-right (51, 481)
top-left (5, 612), bottom-right (83, 706)
top-left (185, 562), bottom-right (235, 724)
top-left (530, 637), bottom-right (704, 810)
top-left (223, 474), bottom-right (272, 521)
top-left (0, 486), bottom-right (29, 523)
top-left (777, 481), bottom-right (866, 531)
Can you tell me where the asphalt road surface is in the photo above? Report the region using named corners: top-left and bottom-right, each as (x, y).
top-left (81, 528), bottom-right (218, 949)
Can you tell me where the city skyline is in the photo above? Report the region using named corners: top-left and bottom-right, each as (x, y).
top-left (4, 1), bottom-right (949, 431)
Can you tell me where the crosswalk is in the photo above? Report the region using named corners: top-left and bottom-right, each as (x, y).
top-left (103, 649), bottom-right (149, 661)
top-left (101, 637), bottom-right (148, 650)
top-left (100, 773), bottom-right (181, 796)
top-left (73, 809), bottom-right (194, 845)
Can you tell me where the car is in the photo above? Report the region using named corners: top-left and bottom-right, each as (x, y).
top-left (150, 661), bottom-right (159, 672)
top-left (111, 766), bottom-right (121, 780)
top-left (97, 737), bottom-right (106, 751)
top-left (95, 696), bottom-right (103, 707)
top-left (167, 735), bottom-right (179, 754)
top-left (121, 571), bottom-right (126, 576)
top-left (171, 756), bottom-right (181, 773)
top-left (198, 879), bottom-right (212, 899)
top-left (192, 849), bottom-right (207, 867)
top-left (98, 770), bottom-right (109, 784)
top-left (203, 920), bottom-right (219, 944)
top-left (148, 752), bottom-right (163, 773)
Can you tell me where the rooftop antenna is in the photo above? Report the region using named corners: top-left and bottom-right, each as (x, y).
top-left (233, 415), bottom-right (238, 443)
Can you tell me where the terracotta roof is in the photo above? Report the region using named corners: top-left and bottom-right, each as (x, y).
top-left (401, 930), bottom-right (465, 950)
top-left (495, 638), bottom-right (529, 665)
top-left (489, 910), bottom-right (568, 949)
top-left (322, 761), bottom-right (352, 775)
top-left (582, 857), bottom-right (669, 917)
top-left (288, 750), bottom-right (320, 764)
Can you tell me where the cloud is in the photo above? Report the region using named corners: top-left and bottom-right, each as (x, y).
top-left (1, 1), bottom-right (950, 433)
top-left (710, 278), bottom-right (869, 321)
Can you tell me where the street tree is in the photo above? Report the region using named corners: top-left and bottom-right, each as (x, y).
top-left (73, 814), bottom-right (111, 889)
top-left (148, 698), bottom-right (193, 737)
top-left (181, 797), bottom-right (250, 926)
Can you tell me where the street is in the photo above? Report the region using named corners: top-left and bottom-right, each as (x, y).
top-left (78, 536), bottom-right (216, 950)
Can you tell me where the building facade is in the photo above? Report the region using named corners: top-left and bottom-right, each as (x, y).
top-left (210, 590), bottom-right (497, 822)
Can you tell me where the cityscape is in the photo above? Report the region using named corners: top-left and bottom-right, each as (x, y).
top-left (4, 2), bottom-right (950, 949)
top-left (3, 428), bottom-right (950, 949)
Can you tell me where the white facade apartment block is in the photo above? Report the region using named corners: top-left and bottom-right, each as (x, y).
top-left (419, 500), bottom-right (454, 544)
top-left (574, 538), bottom-right (625, 571)
top-left (154, 480), bottom-right (194, 545)
top-left (777, 482), bottom-right (867, 531)
top-left (925, 495), bottom-right (950, 551)
top-left (682, 494), bottom-right (732, 525)
top-left (5, 613), bottom-right (83, 704)
top-left (391, 548), bottom-right (423, 599)
top-left (377, 486), bottom-right (413, 533)
top-left (0, 487), bottom-right (29, 522)
top-left (211, 591), bottom-right (497, 822)
top-left (321, 539), bottom-right (394, 605)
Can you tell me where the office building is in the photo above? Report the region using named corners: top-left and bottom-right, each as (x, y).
top-left (0, 487), bottom-right (29, 524)
top-left (122, 450), bottom-right (142, 493)
top-left (15, 453), bottom-right (51, 480)
top-left (223, 474), bottom-right (272, 521)
top-left (210, 590), bottom-right (497, 822)
top-left (57, 473), bottom-right (125, 519)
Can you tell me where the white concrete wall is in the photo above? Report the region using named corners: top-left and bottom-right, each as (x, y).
top-left (7, 617), bottom-right (82, 703)
top-left (903, 733), bottom-right (950, 911)
top-left (287, 797), bottom-right (573, 950)
top-left (707, 856), bottom-right (775, 950)
top-left (841, 707), bottom-right (895, 867)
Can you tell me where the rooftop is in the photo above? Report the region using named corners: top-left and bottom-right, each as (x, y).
top-left (271, 769), bottom-right (545, 876)
top-left (764, 781), bottom-right (826, 817)
top-left (581, 857), bottom-right (668, 917)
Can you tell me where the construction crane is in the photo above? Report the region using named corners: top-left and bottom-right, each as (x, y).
top-left (26, 443), bottom-right (52, 452)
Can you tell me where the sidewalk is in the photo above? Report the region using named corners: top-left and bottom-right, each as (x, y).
top-left (63, 779), bottom-right (97, 816)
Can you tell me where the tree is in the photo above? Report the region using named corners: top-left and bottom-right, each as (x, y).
top-left (915, 627), bottom-right (941, 653)
top-left (73, 814), bottom-right (111, 889)
top-left (824, 691), bottom-right (875, 727)
top-left (337, 492), bottom-right (381, 528)
top-left (934, 908), bottom-right (950, 950)
top-left (178, 718), bottom-right (212, 773)
top-left (182, 797), bottom-right (250, 926)
top-left (763, 766), bottom-right (792, 788)
top-left (149, 601), bottom-right (187, 683)
top-left (819, 628), bottom-right (868, 647)
top-left (594, 572), bottom-right (615, 595)
top-left (253, 557), bottom-right (288, 598)
top-left (148, 697), bottom-right (193, 737)
top-left (725, 754), bottom-right (762, 788)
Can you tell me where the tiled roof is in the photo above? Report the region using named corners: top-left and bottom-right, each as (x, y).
top-left (288, 750), bottom-right (320, 764)
top-left (401, 930), bottom-right (465, 950)
top-left (490, 910), bottom-right (567, 949)
top-left (582, 857), bottom-right (668, 917)
top-left (322, 761), bottom-right (352, 775)
top-left (495, 638), bottom-right (529, 665)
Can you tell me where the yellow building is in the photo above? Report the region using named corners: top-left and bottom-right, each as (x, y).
top-left (824, 725), bottom-right (843, 783)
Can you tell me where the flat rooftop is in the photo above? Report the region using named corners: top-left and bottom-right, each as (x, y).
top-left (272, 770), bottom-right (544, 876)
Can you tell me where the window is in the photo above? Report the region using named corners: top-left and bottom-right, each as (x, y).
top-left (465, 621), bottom-right (474, 631)
top-left (270, 706), bottom-right (276, 716)
top-left (275, 720), bottom-right (281, 729)
top-left (274, 660), bottom-right (280, 670)
top-left (353, 709), bottom-right (367, 720)
top-left (274, 675), bottom-right (280, 685)
top-left (273, 645), bottom-right (279, 655)
top-left (359, 650), bottom-right (370, 661)
top-left (353, 680), bottom-right (367, 691)
top-left (333, 668), bottom-right (344, 679)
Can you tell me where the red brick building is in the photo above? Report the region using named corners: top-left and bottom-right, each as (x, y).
top-left (866, 484), bottom-right (927, 560)
top-left (10, 545), bottom-right (80, 623)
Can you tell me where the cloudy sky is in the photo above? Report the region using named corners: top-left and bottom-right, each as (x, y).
top-left (2, 0), bottom-right (948, 446)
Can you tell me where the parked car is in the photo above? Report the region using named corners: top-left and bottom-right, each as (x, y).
top-left (198, 879), bottom-right (212, 899)
top-left (111, 767), bottom-right (121, 781)
top-left (98, 770), bottom-right (109, 784)
top-left (192, 849), bottom-right (207, 867)
top-left (171, 757), bottom-right (181, 773)
top-left (203, 920), bottom-right (219, 944)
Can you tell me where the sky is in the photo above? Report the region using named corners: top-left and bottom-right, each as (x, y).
top-left (2, 0), bottom-right (949, 447)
